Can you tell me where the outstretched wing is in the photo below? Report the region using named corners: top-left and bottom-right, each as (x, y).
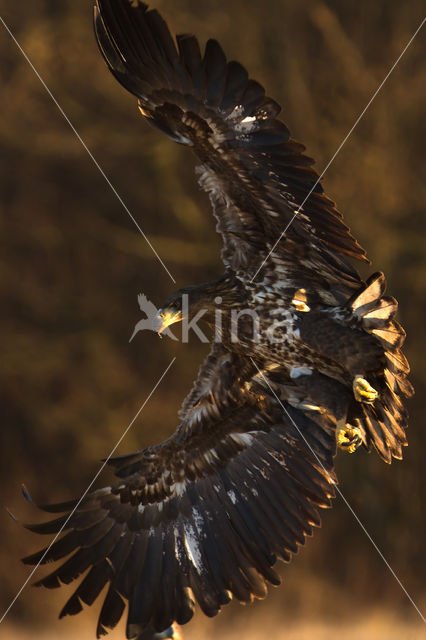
top-left (94, 0), bottom-right (366, 274)
top-left (23, 347), bottom-right (336, 638)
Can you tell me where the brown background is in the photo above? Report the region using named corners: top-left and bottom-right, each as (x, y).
top-left (0, 1), bottom-right (425, 638)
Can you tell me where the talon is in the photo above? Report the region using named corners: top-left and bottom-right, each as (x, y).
top-left (292, 288), bottom-right (310, 312)
top-left (353, 375), bottom-right (378, 404)
top-left (337, 425), bottom-right (363, 454)
top-left (292, 300), bottom-right (310, 312)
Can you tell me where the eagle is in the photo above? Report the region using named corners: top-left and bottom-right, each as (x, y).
top-left (22, 1), bottom-right (413, 639)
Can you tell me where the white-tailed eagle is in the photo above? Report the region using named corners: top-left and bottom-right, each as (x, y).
top-left (22, 1), bottom-right (413, 638)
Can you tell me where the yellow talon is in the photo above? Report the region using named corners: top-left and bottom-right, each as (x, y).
top-left (353, 375), bottom-right (378, 404)
top-left (292, 288), bottom-right (310, 312)
top-left (337, 425), bottom-right (363, 454)
top-left (292, 300), bottom-right (310, 312)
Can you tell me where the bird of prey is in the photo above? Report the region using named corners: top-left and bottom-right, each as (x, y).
top-left (22, 1), bottom-right (413, 639)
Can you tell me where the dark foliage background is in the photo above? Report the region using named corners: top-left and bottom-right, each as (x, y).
top-left (0, 0), bottom-right (425, 637)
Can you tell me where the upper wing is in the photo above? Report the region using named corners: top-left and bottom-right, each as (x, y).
top-left (94, 0), bottom-right (367, 273)
top-left (23, 347), bottom-right (336, 637)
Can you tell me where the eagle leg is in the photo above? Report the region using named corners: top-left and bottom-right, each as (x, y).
top-left (336, 423), bottom-right (363, 454)
top-left (352, 375), bottom-right (378, 404)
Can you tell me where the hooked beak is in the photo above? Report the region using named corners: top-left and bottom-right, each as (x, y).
top-left (152, 308), bottom-right (182, 335)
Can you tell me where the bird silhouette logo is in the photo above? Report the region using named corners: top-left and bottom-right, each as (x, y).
top-left (129, 294), bottom-right (178, 342)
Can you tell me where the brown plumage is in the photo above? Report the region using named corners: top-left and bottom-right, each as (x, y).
top-left (21, 1), bottom-right (413, 638)
top-left (23, 350), bottom-right (336, 636)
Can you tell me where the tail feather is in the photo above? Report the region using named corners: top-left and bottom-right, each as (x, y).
top-left (386, 350), bottom-right (410, 376)
top-left (354, 401), bottom-right (405, 463)
top-left (395, 376), bottom-right (414, 398)
top-left (370, 321), bottom-right (405, 350)
top-left (381, 405), bottom-right (406, 445)
top-left (349, 272), bottom-right (386, 316)
top-left (347, 273), bottom-right (412, 462)
top-left (362, 296), bottom-right (397, 328)
top-left (357, 407), bottom-right (392, 463)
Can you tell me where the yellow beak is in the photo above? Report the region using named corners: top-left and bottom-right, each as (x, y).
top-left (152, 309), bottom-right (182, 335)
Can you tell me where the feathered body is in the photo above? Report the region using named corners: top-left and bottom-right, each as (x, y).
top-left (21, 2), bottom-right (413, 639)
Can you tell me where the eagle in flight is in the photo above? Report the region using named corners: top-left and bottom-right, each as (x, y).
top-left (22, 1), bottom-right (413, 638)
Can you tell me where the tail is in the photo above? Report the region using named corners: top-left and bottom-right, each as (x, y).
top-left (348, 272), bottom-right (413, 462)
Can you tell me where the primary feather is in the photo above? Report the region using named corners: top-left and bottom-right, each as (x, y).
top-left (23, 347), bottom-right (336, 636)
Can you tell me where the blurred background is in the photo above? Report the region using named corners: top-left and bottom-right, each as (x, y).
top-left (0, 0), bottom-right (425, 638)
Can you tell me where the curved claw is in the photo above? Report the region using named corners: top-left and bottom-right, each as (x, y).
top-left (353, 375), bottom-right (378, 404)
top-left (337, 425), bottom-right (363, 454)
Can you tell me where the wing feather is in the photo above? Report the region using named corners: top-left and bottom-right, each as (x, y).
top-left (94, 0), bottom-right (367, 273)
top-left (24, 348), bottom-right (335, 636)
